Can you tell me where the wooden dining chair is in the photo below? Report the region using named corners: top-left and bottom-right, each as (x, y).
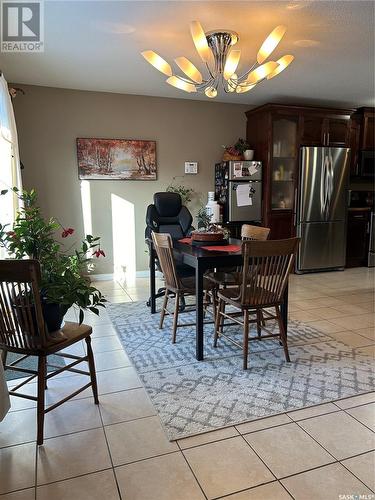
top-left (241, 224), bottom-right (270, 241)
top-left (205, 224), bottom-right (271, 287)
top-left (0, 259), bottom-right (99, 445)
top-left (151, 232), bottom-right (215, 343)
top-left (214, 238), bottom-right (299, 369)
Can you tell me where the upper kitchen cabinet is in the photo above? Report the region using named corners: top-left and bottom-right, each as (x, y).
top-left (348, 107), bottom-right (375, 177)
top-left (246, 103), bottom-right (352, 239)
top-left (351, 107), bottom-right (375, 150)
top-left (300, 109), bottom-right (351, 147)
top-left (362, 111), bottom-right (374, 149)
top-left (300, 114), bottom-right (325, 145)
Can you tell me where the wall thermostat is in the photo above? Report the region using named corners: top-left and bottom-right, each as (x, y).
top-left (185, 161), bottom-right (198, 174)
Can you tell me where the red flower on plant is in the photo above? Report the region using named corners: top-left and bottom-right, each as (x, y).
top-left (6, 231), bottom-right (16, 239)
top-left (62, 227), bottom-right (74, 238)
top-left (93, 248), bottom-right (105, 258)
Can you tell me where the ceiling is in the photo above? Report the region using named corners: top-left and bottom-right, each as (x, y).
top-left (1, 0), bottom-right (374, 107)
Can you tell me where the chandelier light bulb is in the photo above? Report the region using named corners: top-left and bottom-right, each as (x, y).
top-left (257, 25), bottom-right (287, 64)
top-left (227, 73), bottom-right (238, 92)
top-left (236, 83), bottom-right (256, 93)
top-left (205, 86), bottom-right (218, 98)
top-left (246, 61), bottom-right (279, 85)
top-left (141, 50), bottom-right (172, 77)
top-left (166, 76), bottom-right (196, 93)
top-left (175, 57), bottom-right (203, 84)
top-left (267, 55), bottom-right (295, 79)
top-left (223, 50), bottom-right (241, 80)
top-left (190, 21), bottom-right (211, 63)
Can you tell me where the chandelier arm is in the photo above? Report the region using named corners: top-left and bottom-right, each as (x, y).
top-left (175, 74), bottom-right (211, 86)
top-left (227, 78), bottom-right (237, 90)
top-left (205, 61), bottom-right (215, 80)
top-left (196, 76), bottom-right (215, 91)
top-left (236, 62), bottom-right (258, 83)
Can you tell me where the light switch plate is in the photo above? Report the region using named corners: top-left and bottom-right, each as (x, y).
top-left (185, 161), bottom-right (198, 174)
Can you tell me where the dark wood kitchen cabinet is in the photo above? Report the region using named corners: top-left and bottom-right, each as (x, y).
top-left (354, 107), bottom-right (375, 150)
top-left (246, 104), bottom-right (352, 239)
top-left (300, 110), bottom-right (350, 147)
top-left (246, 105), bottom-right (300, 239)
top-left (346, 209), bottom-right (371, 267)
top-left (348, 107), bottom-right (375, 176)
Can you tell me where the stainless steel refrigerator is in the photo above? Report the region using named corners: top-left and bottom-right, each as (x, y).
top-left (215, 161), bottom-right (262, 224)
top-left (296, 146), bottom-right (350, 273)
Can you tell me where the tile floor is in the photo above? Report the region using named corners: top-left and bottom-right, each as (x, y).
top-left (0, 267), bottom-right (374, 499)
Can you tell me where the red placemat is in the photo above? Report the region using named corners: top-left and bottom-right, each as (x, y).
top-left (178, 237), bottom-right (192, 244)
top-left (201, 244), bottom-right (241, 252)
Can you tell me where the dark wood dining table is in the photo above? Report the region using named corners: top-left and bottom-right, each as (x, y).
top-left (147, 237), bottom-right (289, 361)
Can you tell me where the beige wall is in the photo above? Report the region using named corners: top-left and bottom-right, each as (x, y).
top-left (13, 85), bottom-right (248, 274)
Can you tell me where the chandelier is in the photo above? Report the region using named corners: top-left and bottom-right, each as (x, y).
top-left (141, 21), bottom-right (294, 98)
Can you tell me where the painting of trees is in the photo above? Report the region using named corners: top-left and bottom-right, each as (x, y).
top-left (77, 138), bottom-right (157, 180)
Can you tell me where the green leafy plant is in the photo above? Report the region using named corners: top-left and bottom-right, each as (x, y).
top-left (0, 187), bottom-right (106, 324)
top-left (166, 184), bottom-right (195, 205)
top-left (196, 207), bottom-right (229, 238)
top-left (196, 207), bottom-right (213, 230)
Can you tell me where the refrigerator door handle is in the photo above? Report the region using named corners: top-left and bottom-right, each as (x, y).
top-left (327, 152), bottom-right (334, 215)
top-left (320, 153), bottom-right (329, 219)
top-left (293, 187), bottom-right (298, 226)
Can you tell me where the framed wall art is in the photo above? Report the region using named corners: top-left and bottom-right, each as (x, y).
top-left (77, 138), bottom-right (157, 180)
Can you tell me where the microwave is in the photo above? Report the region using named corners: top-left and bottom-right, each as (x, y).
top-left (357, 150), bottom-right (375, 178)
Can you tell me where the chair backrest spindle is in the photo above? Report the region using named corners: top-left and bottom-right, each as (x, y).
top-left (241, 224), bottom-right (270, 241)
top-left (151, 232), bottom-right (180, 291)
top-left (240, 238), bottom-right (299, 307)
top-left (0, 260), bottom-right (47, 352)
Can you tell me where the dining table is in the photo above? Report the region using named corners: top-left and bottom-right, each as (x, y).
top-left (147, 237), bottom-right (289, 361)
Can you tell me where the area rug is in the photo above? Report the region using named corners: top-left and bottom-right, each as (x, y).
top-left (4, 353), bottom-right (65, 381)
top-left (108, 301), bottom-right (375, 440)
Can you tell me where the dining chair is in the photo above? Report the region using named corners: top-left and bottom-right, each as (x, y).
top-left (0, 259), bottom-right (99, 445)
top-left (241, 224), bottom-right (270, 241)
top-left (151, 232), bottom-right (215, 343)
top-left (206, 224), bottom-right (270, 287)
top-left (214, 238), bottom-right (299, 369)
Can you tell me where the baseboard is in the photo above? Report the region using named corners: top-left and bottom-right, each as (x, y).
top-left (89, 273), bottom-right (114, 281)
top-left (89, 271), bottom-right (160, 280)
top-left (136, 270), bottom-right (162, 278)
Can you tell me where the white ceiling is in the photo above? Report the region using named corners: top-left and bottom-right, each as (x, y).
top-left (1, 0), bottom-right (374, 107)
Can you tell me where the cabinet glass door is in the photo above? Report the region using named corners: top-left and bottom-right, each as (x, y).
top-left (271, 117), bottom-right (298, 210)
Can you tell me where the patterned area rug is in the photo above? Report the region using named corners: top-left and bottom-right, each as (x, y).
top-left (108, 301), bottom-right (375, 440)
top-left (4, 353), bottom-right (65, 381)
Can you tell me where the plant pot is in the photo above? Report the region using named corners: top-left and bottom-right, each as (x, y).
top-left (41, 300), bottom-right (69, 333)
top-left (223, 151), bottom-right (243, 161)
top-left (11, 293), bottom-right (69, 336)
top-left (191, 231), bottom-right (224, 242)
top-left (243, 149), bottom-right (254, 161)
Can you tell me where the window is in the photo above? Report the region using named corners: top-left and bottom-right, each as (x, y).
top-left (0, 74), bottom-right (22, 257)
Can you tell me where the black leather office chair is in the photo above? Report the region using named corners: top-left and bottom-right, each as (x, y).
top-left (145, 192), bottom-right (195, 307)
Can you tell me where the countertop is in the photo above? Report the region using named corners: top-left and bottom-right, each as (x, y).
top-left (348, 207), bottom-right (372, 212)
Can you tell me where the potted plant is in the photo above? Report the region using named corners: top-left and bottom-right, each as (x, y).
top-left (191, 207), bottom-right (229, 243)
top-left (0, 188), bottom-right (107, 333)
top-left (166, 184), bottom-right (195, 205)
top-left (222, 138), bottom-right (253, 161)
